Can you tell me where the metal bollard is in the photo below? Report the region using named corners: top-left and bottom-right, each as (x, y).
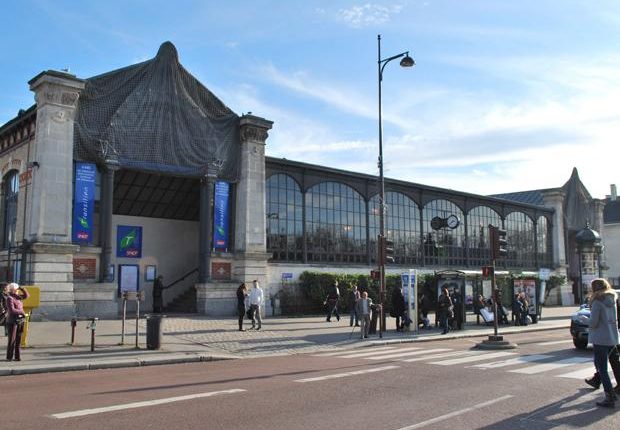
top-left (70, 318), bottom-right (77, 345)
top-left (86, 317), bottom-right (98, 352)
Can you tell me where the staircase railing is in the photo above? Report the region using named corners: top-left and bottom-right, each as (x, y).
top-left (165, 268), bottom-right (198, 289)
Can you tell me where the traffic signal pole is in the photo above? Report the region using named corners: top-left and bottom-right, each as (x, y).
top-left (477, 225), bottom-right (517, 350)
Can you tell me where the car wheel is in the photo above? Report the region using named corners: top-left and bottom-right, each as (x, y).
top-left (573, 338), bottom-right (588, 350)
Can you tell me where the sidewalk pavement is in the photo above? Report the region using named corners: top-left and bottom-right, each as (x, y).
top-left (0, 306), bottom-right (577, 377)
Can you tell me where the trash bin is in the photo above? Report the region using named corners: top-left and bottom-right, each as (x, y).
top-left (369, 304), bottom-right (381, 335)
top-left (146, 314), bottom-right (165, 350)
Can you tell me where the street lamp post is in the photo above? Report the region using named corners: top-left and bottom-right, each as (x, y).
top-left (377, 34), bottom-right (414, 337)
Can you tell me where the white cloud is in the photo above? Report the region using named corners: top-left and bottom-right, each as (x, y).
top-left (337, 3), bottom-right (404, 28)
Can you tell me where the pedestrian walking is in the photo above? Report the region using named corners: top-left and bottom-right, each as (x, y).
top-left (324, 280), bottom-right (340, 322)
top-left (236, 283), bottom-right (248, 331)
top-left (391, 287), bottom-right (406, 331)
top-left (1, 282), bottom-right (9, 336)
top-left (585, 292), bottom-right (620, 394)
top-left (349, 284), bottom-right (360, 327)
top-left (587, 278), bottom-right (619, 408)
top-left (249, 280), bottom-right (264, 330)
top-left (355, 291), bottom-right (373, 339)
top-left (437, 288), bottom-right (453, 335)
top-left (6, 283), bottom-right (29, 361)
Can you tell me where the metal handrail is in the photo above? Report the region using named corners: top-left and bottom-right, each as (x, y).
top-left (165, 268), bottom-right (198, 289)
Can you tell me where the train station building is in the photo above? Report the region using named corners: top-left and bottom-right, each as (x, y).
top-left (0, 42), bottom-right (607, 319)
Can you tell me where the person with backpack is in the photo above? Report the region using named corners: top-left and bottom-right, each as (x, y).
top-left (324, 280), bottom-right (340, 322)
top-left (6, 283), bottom-right (29, 361)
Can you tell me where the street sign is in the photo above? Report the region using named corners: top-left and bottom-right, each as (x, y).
top-left (538, 268), bottom-right (551, 281)
top-left (281, 272), bottom-right (293, 280)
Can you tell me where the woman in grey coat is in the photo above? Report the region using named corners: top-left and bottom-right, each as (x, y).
top-left (588, 278), bottom-right (620, 408)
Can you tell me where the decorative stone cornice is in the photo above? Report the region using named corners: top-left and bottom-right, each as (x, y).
top-left (29, 70), bottom-right (86, 109)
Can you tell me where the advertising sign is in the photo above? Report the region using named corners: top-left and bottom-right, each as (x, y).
top-left (119, 264), bottom-right (139, 293)
top-left (72, 162), bottom-right (96, 244)
top-left (116, 226), bottom-right (143, 258)
top-left (401, 270), bottom-right (418, 332)
top-left (213, 181), bottom-right (230, 251)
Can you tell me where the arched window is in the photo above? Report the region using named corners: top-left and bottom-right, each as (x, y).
top-left (505, 212), bottom-right (536, 268)
top-left (369, 192), bottom-right (421, 265)
top-left (467, 206), bottom-right (502, 267)
top-left (537, 216), bottom-right (551, 267)
top-left (423, 199), bottom-right (465, 266)
top-left (266, 174), bottom-right (303, 262)
top-left (305, 181), bottom-right (366, 263)
top-left (2, 170), bottom-right (19, 249)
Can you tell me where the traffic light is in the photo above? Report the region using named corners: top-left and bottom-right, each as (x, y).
top-left (482, 266), bottom-right (494, 278)
top-left (489, 225), bottom-right (508, 259)
top-left (384, 238), bottom-right (395, 264)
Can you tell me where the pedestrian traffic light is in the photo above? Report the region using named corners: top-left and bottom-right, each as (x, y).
top-left (489, 225), bottom-right (508, 259)
top-left (384, 238), bottom-right (395, 264)
top-left (482, 266), bottom-right (494, 278)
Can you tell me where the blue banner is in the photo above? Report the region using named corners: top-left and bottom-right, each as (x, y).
top-left (117, 225), bottom-right (143, 258)
top-left (213, 181), bottom-right (230, 251)
top-left (72, 162), bottom-right (96, 244)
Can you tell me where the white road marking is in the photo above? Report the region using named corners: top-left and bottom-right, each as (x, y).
top-left (339, 346), bottom-right (422, 358)
top-left (367, 348), bottom-right (452, 360)
top-left (50, 389), bottom-right (247, 419)
top-left (470, 354), bottom-right (553, 369)
top-left (312, 346), bottom-right (397, 357)
top-left (401, 350), bottom-right (483, 363)
top-left (535, 340), bottom-right (575, 346)
top-left (510, 357), bottom-right (592, 374)
top-left (294, 365), bottom-right (399, 382)
top-left (396, 395), bottom-right (514, 430)
top-left (431, 351), bottom-right (516, 366)
top-left (556, 366), bottom-right (616, 384)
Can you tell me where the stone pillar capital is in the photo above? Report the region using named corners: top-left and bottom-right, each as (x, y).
top-left (239, 114), bottom-right (273, 144)
top-left (29, 70), bottom-right (86, 110)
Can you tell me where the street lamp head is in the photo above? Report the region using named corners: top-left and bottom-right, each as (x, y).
top-left (400, 54), bottom-right (415, 68)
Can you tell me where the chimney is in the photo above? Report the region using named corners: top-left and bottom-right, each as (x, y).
top-left (611, 184), bottom-right (617, 201)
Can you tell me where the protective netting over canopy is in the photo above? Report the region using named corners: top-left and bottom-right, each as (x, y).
top-left (74, 41), bottom-right (240, 180)
top-left (562, 167), bottom-right (593, 231)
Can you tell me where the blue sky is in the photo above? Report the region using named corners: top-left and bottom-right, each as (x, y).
top-left (2, 1), bottom-right (619, 198)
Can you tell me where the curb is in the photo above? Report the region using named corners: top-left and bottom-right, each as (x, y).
top-left (0, 354), bottom-right (234, 377)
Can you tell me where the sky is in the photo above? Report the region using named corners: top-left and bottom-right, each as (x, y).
top-left (1, 0), bottom-right (619, 199)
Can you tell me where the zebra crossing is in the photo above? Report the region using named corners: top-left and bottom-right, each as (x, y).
top-left (311, 345), bottom-right (609, 382)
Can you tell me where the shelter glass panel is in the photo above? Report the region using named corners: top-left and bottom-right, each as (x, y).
top-left (369, 192), bottom-right (421, 265)
top-left (266, 174), bottom-right (303, 262)
top-left (305, 181), bottom-right (366, 263)
top-left (505, 212), bottom-right (536, 269)
top-left (423, 199), bottom-right (465, 266)
top-left (467, 206), bottom-right (502, 267)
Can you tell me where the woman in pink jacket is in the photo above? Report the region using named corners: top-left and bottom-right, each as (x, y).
top-left (6, 283), bottom-right (29, 361)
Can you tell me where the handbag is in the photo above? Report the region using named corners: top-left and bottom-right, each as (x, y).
top-left (246, 307), bottom-right (254, 320)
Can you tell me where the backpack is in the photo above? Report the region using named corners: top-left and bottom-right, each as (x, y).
top-left (0, 295), bottom-right (7, 326)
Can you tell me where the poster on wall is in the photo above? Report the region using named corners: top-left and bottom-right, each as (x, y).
top-left (119, 264), bottom-right (139, 294)
top-left (72, 162), bottom-right (96, 244)
top-left (213, 181), bottom-right (230, 251)
top-left (514, 279), bottom-right (537, 315)
top-left (116, 225), bottom-right (143, 258)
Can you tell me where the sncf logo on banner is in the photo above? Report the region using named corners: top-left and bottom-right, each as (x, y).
top-left (72, 162), bottom-right (96, 244)
top-left (117, 226), bottom-right (143, 258)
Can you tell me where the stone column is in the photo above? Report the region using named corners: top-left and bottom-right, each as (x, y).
top-left (27, 71), bottom-right (85, 319)
top-left (233, 114), bottom-right (273, 286)
top-left (99, 159), bottom-right (119, 282)
top-left (198, 173), bottom-right (216, 283)
top-left (542, 190), bottom-right (567, 270)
